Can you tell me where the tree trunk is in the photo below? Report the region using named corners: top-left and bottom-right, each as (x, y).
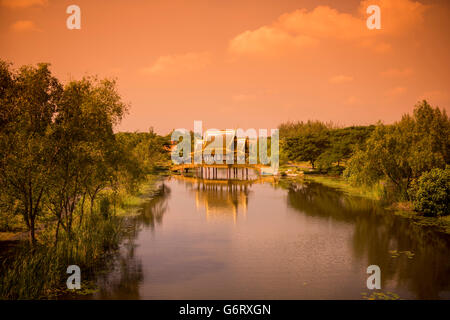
top-left (54, 219), bottom-right (60, 246)
top-left (29, 216), bottom-right (36, 246)
top-left (79, 192), bottom-right (86, 227)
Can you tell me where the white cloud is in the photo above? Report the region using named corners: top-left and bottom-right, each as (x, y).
top-left (10, 20), bottom-right (41, 32)
top-left (141, 52), bottom-right (211, 75)
top-left (229, 0), bottom-right (427, 57)
top-left (1, 0), bottom-right (47, 8)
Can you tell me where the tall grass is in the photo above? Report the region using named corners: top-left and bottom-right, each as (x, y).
top-left (305, 175), bottom-right (385, 200)
top-left (0, 212), bottom-right (122, 299)
top-left (0, 175), bottom-right (162, 300)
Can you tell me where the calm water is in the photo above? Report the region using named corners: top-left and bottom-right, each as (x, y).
top-left (91, 174), bottom-right (450, 300)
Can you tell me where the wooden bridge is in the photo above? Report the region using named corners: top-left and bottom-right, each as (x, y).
top-left (171, 162), bottom-right (263, 179)
top-left (170, 129), bottom-right (276, 179)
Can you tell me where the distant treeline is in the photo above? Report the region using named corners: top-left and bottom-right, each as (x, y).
top-left (280, 120), bottom-right (375, 172)
top-left (279, 101), bottom-right (450, 216)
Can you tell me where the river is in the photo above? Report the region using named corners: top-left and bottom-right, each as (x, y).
top-left (90, 173), bottom-right (450, 300)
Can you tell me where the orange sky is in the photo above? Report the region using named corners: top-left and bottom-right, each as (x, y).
top-left (1, 0), bottom-right (449, 134)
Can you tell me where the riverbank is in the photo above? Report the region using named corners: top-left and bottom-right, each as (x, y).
top-left (0, 174), bottom-right (165, 300)
top-left (302, 174), bottom-right (450, 235)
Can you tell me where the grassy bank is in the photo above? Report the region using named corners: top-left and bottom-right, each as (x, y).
top-left (304, 175), bottom-right (384, 200)
top-left (302, 175), bottom-right (450, 235)
top-left (0, 174), bottom-right (164, 300)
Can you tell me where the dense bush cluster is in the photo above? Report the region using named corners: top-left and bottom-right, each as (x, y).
top-left (409, 167), bottom-right (450, 217)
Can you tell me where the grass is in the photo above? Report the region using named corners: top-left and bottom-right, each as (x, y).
top-left (304, 175), bottom-right (384, 200)
top-left (0, 214), bottom-right (121, 299)
top-left (0, 174), bottom-right (163, 300)
top-left (301, 174), bottom-right (450, 235)
top-left (389, 209), bottom-right (450, 235)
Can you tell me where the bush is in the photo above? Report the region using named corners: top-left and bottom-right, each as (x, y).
top-left (409, 166), bottom-right (450, 217)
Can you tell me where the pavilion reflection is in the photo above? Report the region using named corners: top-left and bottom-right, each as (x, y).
top-left (173, 175), bottom-right (276, 223)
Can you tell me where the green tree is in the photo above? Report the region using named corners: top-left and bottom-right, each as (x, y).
top-left (47, 78), bottom-right (127, 240)
top-left (409, 166), bottom-right (450, 217)
top-left (285, 132), bottom-right (330, 168)
top-left (344, 101), bottom-right (449, 200)
top-left (280, 121), bottom-right (331, 168)
top-left (0, 62), bottom-right (62, 245)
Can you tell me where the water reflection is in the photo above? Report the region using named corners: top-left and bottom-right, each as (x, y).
top-left (285, 181), bottom-right (450, 299)
top-left (173, 175), bottom-right (276, 223)
top-left (138, 183), bottom-right (171, 229)
top-left (91, 177), bottom-right (450, 299)
top-left (92, 183), bottom-right (171, 299)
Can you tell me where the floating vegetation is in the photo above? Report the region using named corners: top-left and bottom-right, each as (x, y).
top-left (361, 291), bottom-right (400, 300)
top-left (71, 281), bottom-right (99, 296)
top-left (389, 250), bottom-right (400, 258)
top-left (389, 250), bottom-right (415, 259)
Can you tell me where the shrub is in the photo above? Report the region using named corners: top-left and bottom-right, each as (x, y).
top-left (409, 166), bottom-right (450, 217)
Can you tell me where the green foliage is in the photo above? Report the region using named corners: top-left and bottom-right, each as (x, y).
top-left (0, 210), bottom-right (122, 299)
top-left (279, 120), bottom-right (332, 139)
top-left (344, 101), bottom-right (449, 200)
top-left (279, 119), bottom-right (374, 171)
top-left (0, 60), bottom-right (170, 298)
top-left (116, 129), bottom-right (170, 177)
top-left (0, 61), bottom-right (169, 244)
top-left (99, 196), bottom-right (111, 219)
top-left (285, 131), bottom-right (329, 168)
top-left (409, 166), bottom-right (450, 217)
top-left (0, 62), bottom-right (62, 244)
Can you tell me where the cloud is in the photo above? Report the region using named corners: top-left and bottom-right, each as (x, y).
top-left (0, 0), bottom-right (47, 8)
top-left (329, 75), bottom-right (354, 84)
top-left (380, 67), bottom-right (414, 78)
top-left (229, 0), bottom-right (427, 57)
top-left (229, 6), bottom-right (358, 57)
top-left (229, 26), bottom-right (317, 56)
top-left (386, 86), bottom-right (407, 97)
top-left (141, 52), bottom-right (211, 75)
top-left (10, 20), bottom-right (41, 32)
top-left (278, 6), bottom-right (366, 40)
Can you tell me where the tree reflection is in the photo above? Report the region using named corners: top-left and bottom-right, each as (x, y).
top-left (138, 183), bottom-right (171, 229)
top-left (92, 183), bottom-right (171, 299)
top-left (285, 180), bottom-right (450, 299)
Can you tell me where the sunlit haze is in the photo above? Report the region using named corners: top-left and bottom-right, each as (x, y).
top-left (1, 0), bottom-right (449, 133)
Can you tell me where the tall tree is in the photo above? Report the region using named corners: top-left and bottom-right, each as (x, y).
top-left (0, 62), bottom-right (62, 245)
top-left (344, 101), bottom-right (449, 199)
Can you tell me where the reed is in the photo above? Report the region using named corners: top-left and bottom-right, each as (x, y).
top-left (0, 211), bottom-right (122, 299)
